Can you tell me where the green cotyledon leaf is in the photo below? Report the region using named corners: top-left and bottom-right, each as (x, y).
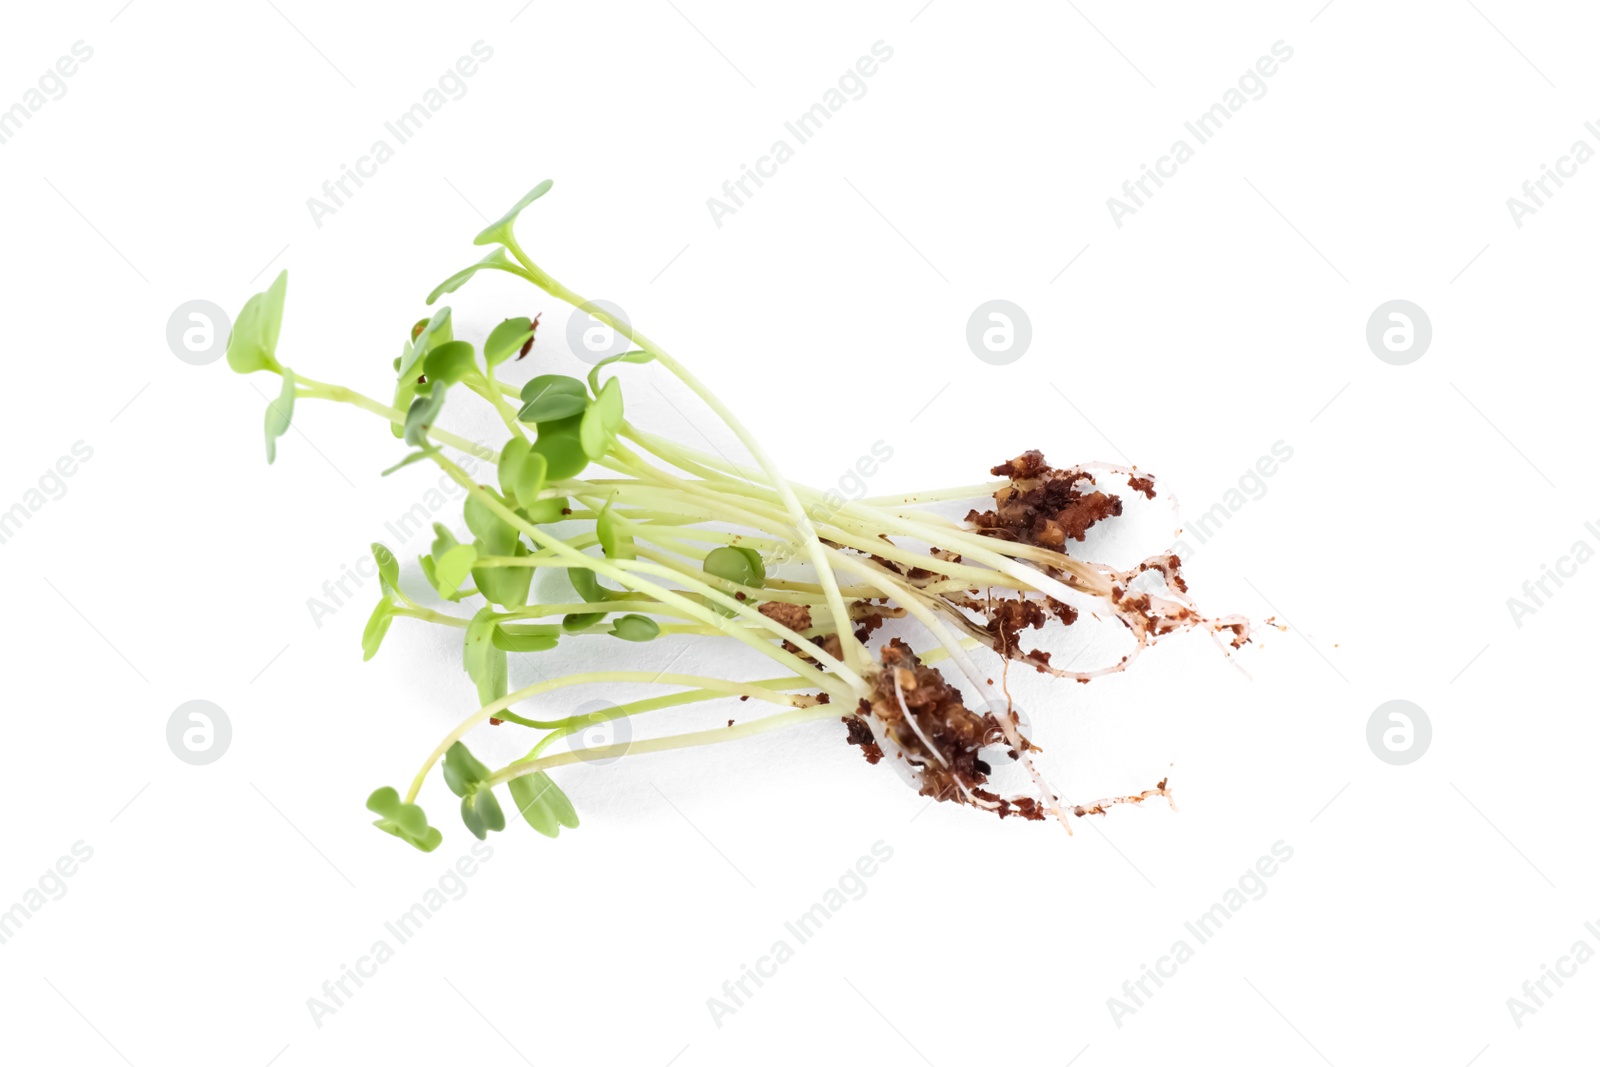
top-left (460, 788), bottom-right (506, 840)
top-left (474, 537), bottom-right (533, 608)
top-left (579, 376), bottom-right (623, 460)
top-left (397, 306), bottom-right (452, 380)
top-left (264, 368), bottom-right (295, 463)
top-left (530, 414), bottom-right (588, 481)
top-left (485, 315), bottom-right (538, 369)
top-left (403, 385), bottom-right (446, 447)
top-left (518, 375), bottom-right (588, 424)
top-left (474, 179), bottom-right (554, 248)
top-left (361, 597), bottom-right (394, 661)
top-left (366, 787), bottom-right (443, 852)
top-left (423, 340), bottom-right (477, 387)
top-left (372, 542), bottom-right (400, 596)
top-left (433, 543), bottom-right (478, 599)
top-left (610, 614), bottom-right (659, 642)
top-left (507, 771), bottom-right (579, 837)
top-left (442, 740), bottom-right (492, 798)
top-left (497, 438), bottom-right (548, 510)
top-left (426, 247), bottom-right (522, 306)
top-left (463, 609), bottom-right (507, 708)
top-left (226, 270), bottom-right (287, 375)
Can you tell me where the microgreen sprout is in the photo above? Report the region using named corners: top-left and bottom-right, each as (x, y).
top-left (223, 180), bottom-right (1252, 853)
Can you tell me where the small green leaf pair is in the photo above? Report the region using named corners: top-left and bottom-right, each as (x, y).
top-left (506, 771), bottom-right (580, 838)
top-left (517, 376), bottom-right (594, 482)
top-left (226, 270), bottom-right (287, 376)
top-left (393, 308), bottom-right (454, 440)
top-left (474, 179), bottom-right (554, 250)
top-left (402, 338), bottom-right (479, 448)
top-left (498, 442), bottom-right (568, 537)
top-left (465, 489), bottom-right (534, 608)
top-left (222, 271), bottom-right (299, 463)
top-left (443, 742), bottom-right (506, 840)
top-left (421, 523), bottom-right (476, 601)
top-left (366, 786), bottom-right (443, 852)
top-left (424, 177), bottom-right (555, 307)
top-left (497, 439), bottom-right (550, 512)
top-left (424, 181), bottom-right (555, 307)
top-left (426, 247), bottom-right (525, 306)
top-left (516, 372), bottom-right (622, 476)
top-left (361, 542), bottom-right (404, 661)
top-left (464, 608), bottom-right (508, 708)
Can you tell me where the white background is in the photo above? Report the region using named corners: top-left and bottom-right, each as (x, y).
top-left (2, 2), bottom-right (1595, 1064)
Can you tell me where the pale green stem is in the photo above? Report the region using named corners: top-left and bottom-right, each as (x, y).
top-left (295, 377), bottom-right (501, 464)
top-left (405, 671), bottom-right (821, 803)
top-left (497, 241), bottom-right (871, 679)
top-left (486, 704), bottom-right (844, 788)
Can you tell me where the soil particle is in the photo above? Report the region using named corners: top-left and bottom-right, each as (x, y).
top-left (859, 639), bottom-right (1010, 808)
top-left (758, 600), bottom-right (813, 632)
top-left (842, 714), bottom-right (884, 764)
top-left (853, 611), bottom-right (886, 644)
top-left (967, 450), bottom-right (1123, 547)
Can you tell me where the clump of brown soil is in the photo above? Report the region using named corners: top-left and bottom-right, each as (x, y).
top-left (757, 600), bottom-right (812, 632)
top-left (966, 450), bottom-right (1123, 547)
top-left (846, 638), bottom-right (1044, 820)
top-left (842, 716), bottom-right (883, 764)
top-left (828, 449), bottom-right (1252, 828)
top-left (941, 590), bottom-right (1078, 676)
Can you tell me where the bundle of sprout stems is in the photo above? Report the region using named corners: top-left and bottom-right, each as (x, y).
top-left (226, 179), bottom-right (1250, 852)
